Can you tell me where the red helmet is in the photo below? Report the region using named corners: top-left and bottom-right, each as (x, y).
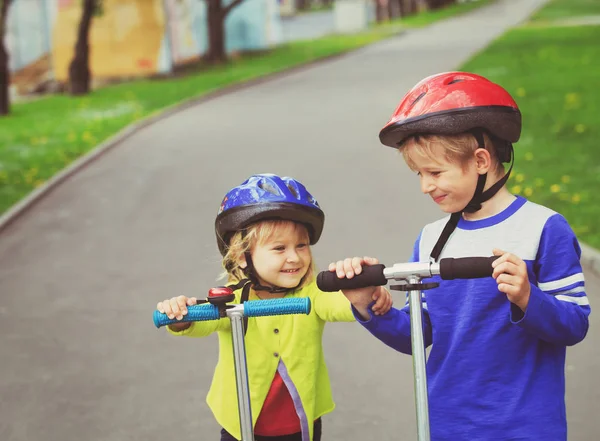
top-left (379, 72), bottom-right (522, 148)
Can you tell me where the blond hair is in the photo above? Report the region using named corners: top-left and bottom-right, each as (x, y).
top-left (220, 220), bottom-right (315, 289)
top-left (400, 132), bottom-right (504, 175)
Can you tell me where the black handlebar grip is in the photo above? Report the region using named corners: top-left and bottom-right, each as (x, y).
top-left (316, 264), bottom-right (388, 292)
top-left (439, 256), bottom-right (499, 280)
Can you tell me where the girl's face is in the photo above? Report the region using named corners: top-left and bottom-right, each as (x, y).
top-left (247, 222), bottom-right (312, 289)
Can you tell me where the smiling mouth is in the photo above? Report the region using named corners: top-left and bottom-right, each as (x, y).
top-left (281, 269), bottom-right (301, 274)
top-left (433, 195), bottom-right (447, 203)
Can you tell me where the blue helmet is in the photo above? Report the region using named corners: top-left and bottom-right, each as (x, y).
top-left (215, 174), bottom-right (325, 256)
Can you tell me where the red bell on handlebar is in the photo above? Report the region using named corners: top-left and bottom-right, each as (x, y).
top-left (209, 287), bottom-right (234, 298)
top-left (207, 287), bottom-right (235, 306)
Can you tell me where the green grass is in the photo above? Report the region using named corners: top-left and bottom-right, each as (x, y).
top-left (0, 0), bottom-right (495, 216)
top-left (0, 27), bottom-right (403, 215)
top-left (461, 25), bottom-right (600, 248)
top-left (297, 3), bottom-right (334, 14)
top-left (530, 0), bottom-right (600, 22)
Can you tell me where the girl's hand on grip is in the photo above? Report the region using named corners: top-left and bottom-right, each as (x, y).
top-left (157, 295), bottom-right (198, 321)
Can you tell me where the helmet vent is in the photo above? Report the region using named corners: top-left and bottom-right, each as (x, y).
top-left (286, 184), bottom-right (299, 199)
top-left (411, 91), bottom-right (426, 107)
top-left (258, 181), bottom-right (280, 196)
top-left (447, 79), bottom-right (464, 85)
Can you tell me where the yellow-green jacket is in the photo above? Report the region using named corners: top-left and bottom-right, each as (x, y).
top-left (168, 280), bottom-right (355, 441)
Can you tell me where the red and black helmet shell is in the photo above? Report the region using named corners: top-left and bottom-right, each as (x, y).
top-left (379, 72), bottom-right (522, 148)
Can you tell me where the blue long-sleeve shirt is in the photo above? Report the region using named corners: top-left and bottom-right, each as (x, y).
top-left (356, 196), bottom-right (590, 441)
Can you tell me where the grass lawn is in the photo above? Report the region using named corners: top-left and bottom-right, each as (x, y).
top-left (461, 24), bottom-right (600, 248)
top-left (530, 0), bottom-right (600, 22)
top-left (0, 0), bottom-right (495, 217)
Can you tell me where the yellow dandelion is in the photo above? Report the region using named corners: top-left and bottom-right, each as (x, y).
top-left (524, 187), bottom-right (533, 197)
top-left (82, 131), bottom-right (93, 141)
top-left (524, 152), bottom-right (533, 161)
top-left (561, 175), bottom-right (570, 184)
top-left (575, 124), bottom-right (586, 133)
top-left (573, 225), bottom-right (590, 235)
top-left (564, 93), bottom-right (581, 110)
top-left (516, 87), bottom-right (526, 97)
top-left (572, 194), bottom-right (581, 204)
top-left (511, 185), bottom-right (522, 195)
top-left (550, 184), bottom-right (561, 193)
top-left (515, 173), bottom-right (525, 183)
top-left (34, 180), bottom-right (45, 188)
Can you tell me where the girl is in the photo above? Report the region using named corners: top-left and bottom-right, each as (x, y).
top-left (157, 173), bottom-right (392, 441)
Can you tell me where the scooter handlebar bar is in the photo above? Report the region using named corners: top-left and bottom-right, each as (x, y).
top-left (153, 297), bottom-right (311, 328)
top-left (316, 257), bottom-right (498, 292)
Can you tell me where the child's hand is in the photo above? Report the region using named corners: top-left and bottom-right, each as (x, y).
top-left (492, 249), bottom-right (531, 311)
top-left (157, 296), bottom-right (198, 331)
top-left (371, 286), bottom-right (393, 316)
top-left (328, 256), bottom-right (383, 319)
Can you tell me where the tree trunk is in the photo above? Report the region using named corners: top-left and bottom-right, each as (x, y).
top-left (0, 0), bottom-right (11, 116)
top-left (68, 0), bottom-right (95, 96)
top-left (375, 0), bottom-right (388, 22)
top-left (295, 0), bottom-right (309, 11)
top-left (387, 0), bottom-right (400, 19)
top-left (206, 0), bottom-right (227, 63)
top-left (398, 0), bottom-right (406, 16)
top-left (426, 0), bottom-right (454, 9)
top-left (203, 0), bottom-right (245, 64)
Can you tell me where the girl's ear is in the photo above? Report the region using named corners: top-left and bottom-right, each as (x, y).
top-left (239, 254), bottom-right (248, 269)
top-left (474, 148), bottom-right (492, 175)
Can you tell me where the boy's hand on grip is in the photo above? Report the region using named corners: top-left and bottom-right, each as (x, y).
top-left (492, 249), bottom-right (531, 311)
top-left (328, 256), bottom-right (384, 319)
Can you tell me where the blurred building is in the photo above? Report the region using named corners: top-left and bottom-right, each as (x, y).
top-left (6, 0), bottom-right (284, 95)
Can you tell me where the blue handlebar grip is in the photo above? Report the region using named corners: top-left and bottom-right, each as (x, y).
top-left (153, 304), bottom-right (220, 328)
top-left (243, 297), bottom-right (311, 317)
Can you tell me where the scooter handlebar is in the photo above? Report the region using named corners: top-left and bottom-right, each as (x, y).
top-left (316, 257), bottom-right (498, 292)
top-left (153, 297), bottom-right (311, 328)
top-left (439, 256), bottom-right (499, 280)
top-left (316, 264), bottom-right (387, 292)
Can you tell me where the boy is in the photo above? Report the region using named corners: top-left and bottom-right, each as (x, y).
top-left (331, 72), bottom-right (590, 441)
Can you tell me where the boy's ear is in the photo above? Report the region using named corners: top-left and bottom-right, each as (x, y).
top-left (474, 148), bottom-right (492, 175)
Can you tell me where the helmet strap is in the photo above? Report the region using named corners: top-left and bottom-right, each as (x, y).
top-left (242, 251), bottom-right (300, 294)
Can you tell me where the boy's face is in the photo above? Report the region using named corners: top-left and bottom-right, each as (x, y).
top-left (405, 143), bottom-right (479, 214)
top-left (249, 222), bottom-right (311, 289)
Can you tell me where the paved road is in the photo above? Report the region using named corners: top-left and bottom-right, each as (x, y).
top-left (2, 0), bottom-right (598, 440)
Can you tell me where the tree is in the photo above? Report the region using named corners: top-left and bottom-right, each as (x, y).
top-left (204, 0), bottom-right (248, 63)
top-left (295, 0), bottom-right (309, 11)
top-left (68, 0), bottom-right (102, 95)
top-left (387, 0), bottom-right (401, 19)
top-left (0, 0), bottom-right (12, 116)
top-left (426, 0), bottom-right (455, 9)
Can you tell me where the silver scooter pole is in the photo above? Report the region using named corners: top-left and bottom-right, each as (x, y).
top-left (317, 256), bottom-right (497, 441)
top-left (154, 291), bottom-right (312, 441)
